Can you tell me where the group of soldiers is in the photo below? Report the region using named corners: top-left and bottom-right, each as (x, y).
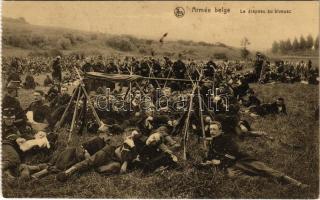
top-left (3, 52), bottom-right (318, 92)
top-left (2, 53), bottom-right (314, 189)
top-left (253, 53), bottom-right (318, 84)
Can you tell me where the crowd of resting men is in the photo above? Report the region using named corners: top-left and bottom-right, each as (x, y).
top-left (2, 52), bottom-right (316, 189)
top-left (3, 52), bottom-right (319, 89)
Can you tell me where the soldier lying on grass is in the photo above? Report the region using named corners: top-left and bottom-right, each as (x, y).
top-left (56, 136), bottom-right (138, 182)
top-left (197, 121), bottom-right (308, 189)
top-left (19, 135), bottom-right (108, 180)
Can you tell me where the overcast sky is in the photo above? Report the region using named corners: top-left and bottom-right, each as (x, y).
top-left (3, 1), bottom-right (319, 50)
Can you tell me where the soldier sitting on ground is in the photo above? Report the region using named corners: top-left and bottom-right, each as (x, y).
top-left (25, 90), bottom-right (54, 131)
top-left (2, 107), bottom-right (31, 183)
top-left (2, 81), bottom-right (27, 133)
top-left (43, 74), bottom-right (54, 87)
top-left (49, 86), bottom-right (71, 108)
top-left (46, 82), bottom-right (60, 103)
top-left (23, 71), bottom-right (37, 89)
top-left (2, 108), bottom-right (49, 182)
top-left (6, 67), bottom-right (21, 88)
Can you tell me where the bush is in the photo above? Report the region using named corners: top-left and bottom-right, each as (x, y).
top-left (57, 38), bottom-right (72, 50)
top-left (76, 35), bottom-right (87, 42)
top-left (139, 47), bottom-right (148, 54)
top-left (29, 34), bottom-right (47, 48)
top-left (6, 34), bottom-right (30, 49)
top-left (90, 34), bottom-right (98, 40)
top-left (63, 33), bottom-right (77, 45)
top-left (145, 40), bottom-right (153, 45)
top-left (105, 36), bottom-right (135, 52)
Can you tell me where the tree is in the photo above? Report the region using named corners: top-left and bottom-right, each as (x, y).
top-left (299, 35), bottom-right (307, 50)
top-left (241, 48), bottom-right (250, 59)
top-left (241, 37), bottom-right (250, 49)
top-left (284, 39), bottom-right (292, 52)
top-left (279, 40), bottom-right (286, 54)
top-left (271, 41), bottom-right (279, 53)
top-left (314, 35), bottom-right (319, 50)
top-left (306, 34), bottom-right (314, 49)
top-left (292, 37), bottom-right (299, 51)
top-left (240, 37), bottom-right (250, 59)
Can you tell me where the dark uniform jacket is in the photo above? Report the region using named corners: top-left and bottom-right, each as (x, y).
top-left (50, 93), bottom-right (71, 108)
top-left (82, 63), bottom-right (93, 72)
top-left (242, 94), bottom-right (261, 107)
top-left (152, 61), bottom-right (162, 77)
top-left (254, 102), bottom-right (287, 116)
top-left (140, 61), bottom-right (150, 77)
top-left (204, 61), bottom-right (216, 78)
top-left (254, 59), bottom-right (264, 78)
top-left (52, 60), bottom-right (62, 82)
top-left (207, 135), bottom-right (250, 169)
top-left (26, 101), bottom-right (53, 126)
top-left (172, 60), bottom-right (186, 79)
top-left (49, 147), bottom-right (86, 171)
top-left (24, 75), bottom-right (36, 89)
top-left (44, 76), bottom-right (53, 86)
top-left (2, 125), bottom-right (22, 148)
top-left (2, 95), bottom-right (27, 130)
top-left (7, 72), bottom-right (21, 83)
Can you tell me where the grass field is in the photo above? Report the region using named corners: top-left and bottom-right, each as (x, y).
top-left (2, 73), bottom-right (319, 198)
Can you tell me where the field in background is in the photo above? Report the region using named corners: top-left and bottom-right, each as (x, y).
top-left (2, 17), bottom-right (241, 60)
top-left (2, 73), bottom-right (319, 198)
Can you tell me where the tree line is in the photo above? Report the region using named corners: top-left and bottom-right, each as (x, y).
top-left (271, 34), bottom-right (319, 54)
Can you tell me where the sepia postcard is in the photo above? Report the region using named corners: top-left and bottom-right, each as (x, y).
top-left (1, 1), bottom-right (319, 198)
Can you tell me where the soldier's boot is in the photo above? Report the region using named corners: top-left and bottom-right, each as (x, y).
top-left (56, 166), bottom-right (77, 182)
top-left (28, 164), bottom-right (48, 174)
top-left (164, 136), bottom-right (181, 150)
top-left (20, 163), bottom-right (48, 180)
top-left (281, 175), bottom-right (309, 188)
top-left (3, 169), bottom-right (16, 181)
top-left (96, 162), bottom-right (121, 174)
top-left (31, 168), bottom-right (49, 180)
top-left (3, 170), bottom-right (16, 186)
top-left (19, 164), bottom-right (30, 180)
